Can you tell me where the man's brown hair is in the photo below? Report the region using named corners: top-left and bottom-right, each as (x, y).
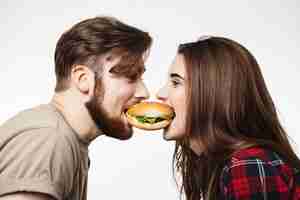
top-left (54, 16), bottom-right (152, 92)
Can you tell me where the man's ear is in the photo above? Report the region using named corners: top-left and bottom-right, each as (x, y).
top-left (70, 65), bottom-right (95, 99)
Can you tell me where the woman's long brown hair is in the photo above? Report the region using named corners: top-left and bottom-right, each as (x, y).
top-left (173, 37), bottom-right (300, 200)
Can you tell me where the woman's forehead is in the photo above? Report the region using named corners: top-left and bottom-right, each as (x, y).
top-left (168, 54), bottom-right (186, 78)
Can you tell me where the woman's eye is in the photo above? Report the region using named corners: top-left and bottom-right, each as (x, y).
top-left (171, 80), bottom-right (180, 87)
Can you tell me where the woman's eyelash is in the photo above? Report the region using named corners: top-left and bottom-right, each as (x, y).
top-left (171, 80), bottom-right (180, 86)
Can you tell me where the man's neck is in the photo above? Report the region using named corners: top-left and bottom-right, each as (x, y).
top-left (50, 91), bottom-right (103, 144)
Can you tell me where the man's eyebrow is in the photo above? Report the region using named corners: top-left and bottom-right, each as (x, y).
top-left (170, 73), bottom-right (185, 80)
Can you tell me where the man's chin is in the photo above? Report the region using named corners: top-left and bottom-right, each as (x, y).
top-left (111, 113), bottom-right (133, 140)
top-left (89, 108), bottom-right (134, 140)
top-left (105, 127), bottom-right (133, 140)
top-left (103, 115), bottom-right (133, 140)
top-left (115, 131), bottom-right (133, 140)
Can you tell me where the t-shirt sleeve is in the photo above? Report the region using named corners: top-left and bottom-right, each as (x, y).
top-left (219, 159), bottom-right (291, 200)
top-left (0, 127), bottom-right (76, 200)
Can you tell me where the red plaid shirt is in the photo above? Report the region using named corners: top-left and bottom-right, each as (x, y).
top-left (219, 146), bottom-right (300, 199)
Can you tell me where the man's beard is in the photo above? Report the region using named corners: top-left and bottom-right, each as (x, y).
top-left (85, 77), bottom-right (133, 140)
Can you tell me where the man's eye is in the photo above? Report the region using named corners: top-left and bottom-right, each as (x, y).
top-left (127, 79), bottom-right (136, 84)
top-left (126, 77), bottom-right (139, 84)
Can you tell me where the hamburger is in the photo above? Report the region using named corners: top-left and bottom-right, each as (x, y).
top-left (125, 102), bottom-right (175, 130)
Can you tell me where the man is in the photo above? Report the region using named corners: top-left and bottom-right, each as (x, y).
top-left (0, 16), bottom-right (152, 200)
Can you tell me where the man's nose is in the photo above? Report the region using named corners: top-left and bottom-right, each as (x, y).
top-left (134, 81), bottom-right (150, 100)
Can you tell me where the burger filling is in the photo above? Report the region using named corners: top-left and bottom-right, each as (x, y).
top-left (135, 116), bottom-right (166, 124)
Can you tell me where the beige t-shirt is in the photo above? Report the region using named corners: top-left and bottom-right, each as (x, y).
top-left (0, 104), bottom-right (89, 200)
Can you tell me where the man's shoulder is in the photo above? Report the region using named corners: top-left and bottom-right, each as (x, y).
top-left (1, 104), bottom-right (60, 132)
top-left (0, 104), bottom-right (67, 145)
top-left (0, 104), bottom-right (80, 165)
top-left (0, 103), bottom-right (85, 157)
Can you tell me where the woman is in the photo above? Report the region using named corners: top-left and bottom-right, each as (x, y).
top-left (157, 36), bottom-right (300, 199)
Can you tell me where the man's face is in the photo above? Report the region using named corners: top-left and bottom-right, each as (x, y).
top-left (86, 56), bottom-right (150, 140)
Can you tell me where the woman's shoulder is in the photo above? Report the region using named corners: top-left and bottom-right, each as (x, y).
top-left (221, 146), bottom-right (296, 184)
top-left (223, 146), bottom-right (292, 171)
top-left (219, 146), bottom-right (300, 199)
top-left (229, 146), bottom-right (283, 163)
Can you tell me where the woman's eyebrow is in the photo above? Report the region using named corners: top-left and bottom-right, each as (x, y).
top-left (170, 73), bottom-right (185, 80)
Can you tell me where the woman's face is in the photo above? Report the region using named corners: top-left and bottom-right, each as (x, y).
top-left (156, 54), bottom-right (187, 140)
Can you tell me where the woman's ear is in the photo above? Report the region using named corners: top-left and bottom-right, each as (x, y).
top-left (70, 65), bottom-right (95, 99)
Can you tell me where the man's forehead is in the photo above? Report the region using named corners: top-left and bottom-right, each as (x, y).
top-left (101, 53), bottom-right (122, 72)
top-left (100, 49), bottom-right (147, 77)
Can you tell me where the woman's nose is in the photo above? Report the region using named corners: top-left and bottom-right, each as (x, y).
top-left (156, 85), bottom-right (168, 102)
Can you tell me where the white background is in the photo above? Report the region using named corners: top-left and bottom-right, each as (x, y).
top-left (1, 1), bottom-right (299, 199)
